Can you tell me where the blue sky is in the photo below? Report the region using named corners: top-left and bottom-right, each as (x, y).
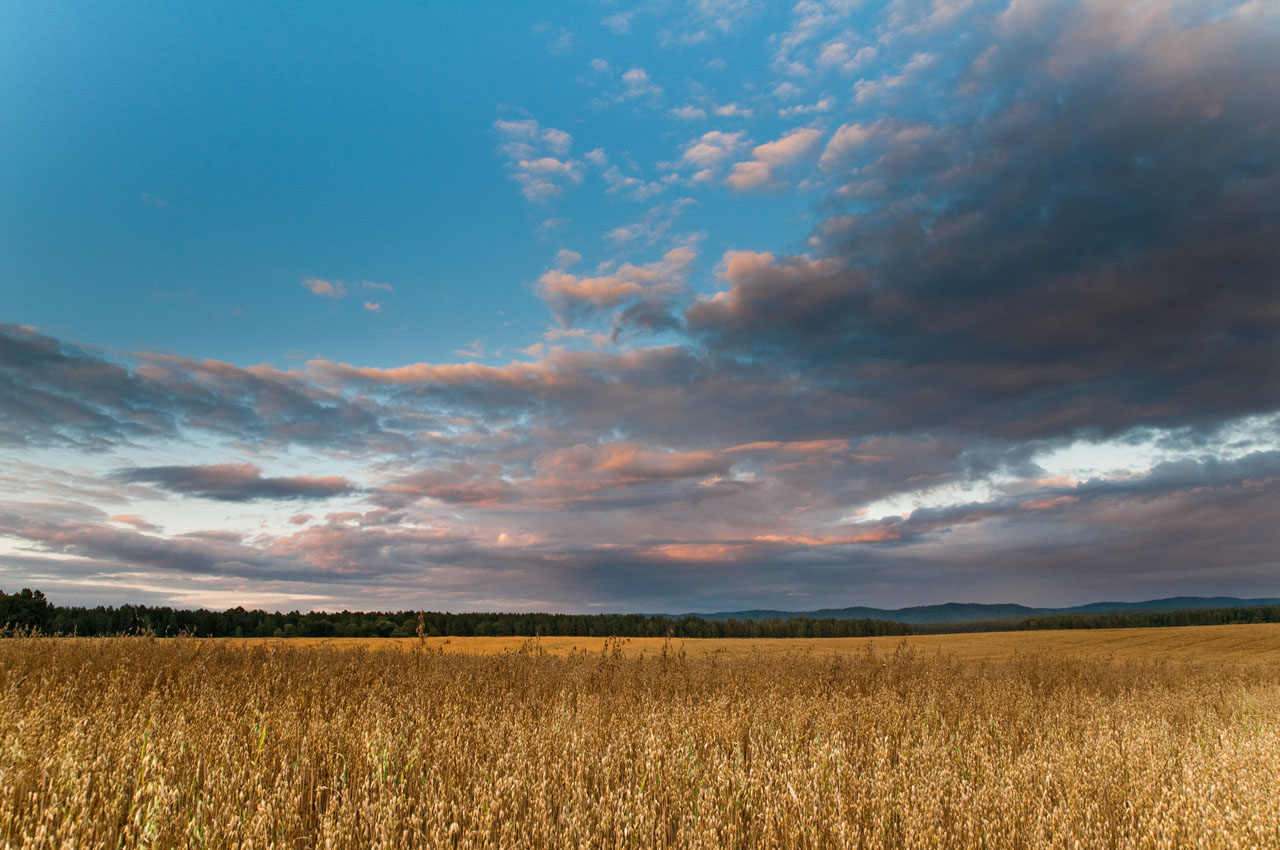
top-left (2, 0), bottom-right (1278, 613)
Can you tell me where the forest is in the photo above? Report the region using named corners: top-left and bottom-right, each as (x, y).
top-left (3, 588), bottom-right (1278, 639)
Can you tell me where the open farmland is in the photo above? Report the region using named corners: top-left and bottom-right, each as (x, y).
top-left (3, 627), bottom-right (1279, 848)
top-left (243, 622), bottom-right (1280, 667)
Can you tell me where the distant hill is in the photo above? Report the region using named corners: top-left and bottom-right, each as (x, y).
top-left (685, 597), bottom-right (1280, 624)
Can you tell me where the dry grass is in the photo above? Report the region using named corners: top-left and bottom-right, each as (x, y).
top-left (2, 629), bottom-right (1278, 848)
top-left (234, 622), bottom-right (1280, 667)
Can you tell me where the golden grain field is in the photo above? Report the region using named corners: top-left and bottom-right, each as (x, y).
top-left (238, 622), bottom-right (1280, 667)
top-left (3, 628), bottom-right (1279, 849)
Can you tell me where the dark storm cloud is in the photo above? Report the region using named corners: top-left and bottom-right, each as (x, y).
top-left (687, 1), bottom-right (1280, 440)
top-left (114, 464), bottom-right (356, 502)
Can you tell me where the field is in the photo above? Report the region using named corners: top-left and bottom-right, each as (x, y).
top-left (2, 626), bottom-right (1279, 848)
top-left (237, 622), bottom-right (1280, 666)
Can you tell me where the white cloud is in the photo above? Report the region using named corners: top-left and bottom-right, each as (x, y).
top-left (495, 118), bottom-right (582, 204)
top-left (680, 130), bottom-right (748, 171)
top-left (670, 105), bottom-right (708, 120)
top-left (555, 249), bottom-right (583, 269)
top-left (773, 82), bottom-right (804, 100)
top-left (779, 97), bottom-right (835, 118)
top-left (817, 41), bottom-right (876, 74)
top-left (621, 67), bottom-right (663, 100)
top-left (604, 11), bottom-right (633, 34)
top-left (770, 0), bottom-right (861, 77)
top-left (714, 102), bottom-right (753, 118)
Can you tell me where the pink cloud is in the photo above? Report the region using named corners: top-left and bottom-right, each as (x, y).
top-left (726, 126), bottom-right (824, 190)
top-left (302, 278), bottom-right (347, 298)
top-left (537, 245), bottom-right (695, 325)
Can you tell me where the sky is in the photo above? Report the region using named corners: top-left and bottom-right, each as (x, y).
top-left (1, 0), bottom-right (1278, 614)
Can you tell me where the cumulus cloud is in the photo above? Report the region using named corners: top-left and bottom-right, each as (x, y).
top-left (537, 244), bottom-right (696, 327)
top-left (726, 127), bottom-right (824, 190)
top-left (674, 130), bottom-right (749, 182)
top-left (621, 67), bottom-right (662, 100)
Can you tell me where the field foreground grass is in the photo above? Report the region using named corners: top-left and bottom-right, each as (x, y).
top-left (3, 628), bottom-right (1279, 848)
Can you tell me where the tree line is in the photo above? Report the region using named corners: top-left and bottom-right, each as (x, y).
top-left (0, 588), bottom-right (910, 639)
top-left (1015, 604), bottom-right (1280, 631)
top-left (5, 588), bottom-right (1276, 639)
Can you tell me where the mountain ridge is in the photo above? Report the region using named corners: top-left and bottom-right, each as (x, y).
top-left (679, 596), bottom-right (1280, 624)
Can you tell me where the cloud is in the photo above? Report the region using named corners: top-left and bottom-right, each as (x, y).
top-left (361, 281), bottom-right (394, 292)
top-left (494, 118), bottom-right (582, 203)
top-left (854, 51), bottom-right (936, 102)
top-left (599, 162), bottom-right (665, 201)
top-left (537, 244), bottom-right (696, 327)
top-left (555, 249), bottom-right (583, 268)
top-left (778, 97), bottom-right (834, 118)
top-left (115, 464), bottom-right (356, 502)
top-left (108, 514), bottom-right (162, 532)
top-left (452, 339), bottom-right (488, 360)
top-left (816, 41), bottom-right (876, 74)
top-left (675, 130), bottom-right (749, 182)
top-left (726, 127), bottom-right (824, 190)
top-left (0, 324), bottom-right (408, 453)
top-left (302, 278), bottom-right (347, 298)
top-left (603, 12), bottom-right (633, 34)
top-left (713, 102), bottom-right (752, 118)
top-left (621, 67), bottom-right (662, 100)
top-left (818, 119), bottom-right (932, 171)
top-left (670, 105), bottom-right (707, 120)
top-left (693, 0), bottom-right (1280, 442)
top-left (363, 301), bottom-right (381, 313)
top-left (771, 0), bottom-right (862, 77)
top-left (601, 197), bottom-right (695, 247)
top-left (4, 0), bottom-right (1279, 612)
top-left (533, 441), bottom-right (732, 489)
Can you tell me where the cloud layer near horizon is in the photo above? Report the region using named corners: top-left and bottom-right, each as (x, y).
top-left (2, 0), bottom-right (1277, 612)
